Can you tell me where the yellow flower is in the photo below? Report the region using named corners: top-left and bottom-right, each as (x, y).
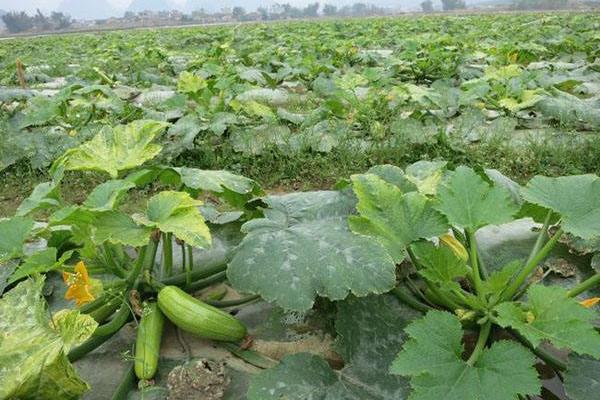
top-left (63, 261), bottom-right (95, 306)
top-left (439, 234), bottom-right (469, 263)
top-left (579, 297), bottom-right (600, 309)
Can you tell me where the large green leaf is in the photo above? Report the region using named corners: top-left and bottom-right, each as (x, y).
top-left (16, 180), bottom-right (62, 216)
top-left (247, 294), bottom-right (419, 399)
top-left (161, 114), bottom-right (203, 159)
top-left (390, 311), bottom-right (540, 400)
top-left (494, 285), bottom-right (600, 358)
top-left (0, 260), bottom-right (17, 295)
top-left (349, 174), bottom-right (449, 263)
top-left (133, 191), bottom-right (211, 249)
top-left (366, 164), bottom-right (417, 193)
top-left (83, 179), bottom-right (135, 211)
top-left (411, 241), bottom-right (469, 292)
top-left (0, 216), bottom-right (34, 263)
top-left (521, 175), bottom-right (600, 240)
top-left (435, 166), bottom-right (518, 231)
top-left (563, 355), bottom-right (600, 400)
top-left (405, 161), bottom-right (448, 195)
top-left (8, 248), bottom-right (73, 284)
top-left (230, 124), bottom-right (291, 155)
top-left (228, 191), bottom-right (396, 311)
top-left (0, 278), bottom-right (97, 399)
top-left (173, 167), bottom-right (262, 196)
top-left (51, 120), bottom-right (168, 178)
top-left (93, 211), bottom-right (152, 247)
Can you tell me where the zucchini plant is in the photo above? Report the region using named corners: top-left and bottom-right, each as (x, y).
top-left (230, 162), bottom-right (600, 400)
top-left (0, 120), bottom-right (261, 399)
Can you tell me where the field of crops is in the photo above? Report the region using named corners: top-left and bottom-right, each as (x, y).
top-left (0, 12), bottom-right (600, 400)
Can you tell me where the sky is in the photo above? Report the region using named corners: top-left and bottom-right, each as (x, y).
top-left (0, 0), bottom-right (410, 16)
top-left (0, 0), bottom-right (185, 13)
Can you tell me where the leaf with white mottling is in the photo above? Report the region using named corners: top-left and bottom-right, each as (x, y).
top-left (248, 294), bottom-right (419, 399)
top-left (228, 191), bottom-right (396, 311)
top-left (0, 216), bottom-right (34, 263)
top-left (0, 278), bottom-right (95, 399)
top-left (173, 167), bottom-right (262, 196)
top-left (563, 355), bottom-right (600, 400)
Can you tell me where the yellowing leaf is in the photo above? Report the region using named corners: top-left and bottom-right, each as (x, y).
top-left (51, 120), bottom-right (168, 178)
top-left (177, 71), bottom-right (206, 94)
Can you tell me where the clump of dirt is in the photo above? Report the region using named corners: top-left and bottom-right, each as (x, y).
top-left (167, 359), bottom-right (229, 400)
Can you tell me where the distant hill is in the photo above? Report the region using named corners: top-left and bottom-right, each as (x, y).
top-left (58, 0), bottom-right (116, 20)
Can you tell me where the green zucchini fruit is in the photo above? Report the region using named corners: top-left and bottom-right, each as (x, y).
top-left (157, 285), bottom-right (247, 342)
top-left (134, 302), bottom-right (164, 380)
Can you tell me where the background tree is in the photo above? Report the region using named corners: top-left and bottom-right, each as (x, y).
top-left (2, 11), bottom-right (34, 33)
top-left (50, 12), bottom-right (72, 29)
top-left (421, 0), bottom-right (434, 12)
top-left (232, 6), bottom-right (246, 20)
top-left (303, 2), bottom-right (320, 17)
top-left (257, 7), bottom-right (269, 20)
top-left (513, 0), bottom-right (568, 9)
top-left (34, 9), bottom-right (51, 30)
top-left (441, 0), bottom-right (466, 10)
top-left (323, 4), bottom-right (337, 16)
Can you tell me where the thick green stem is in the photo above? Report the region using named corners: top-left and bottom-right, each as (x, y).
top-left (568, 274), bottom-right (600, 298)
top-left (425, 281), bottom-right (461, 310)
top-left (186, 271), bottom-right (227, 292)
top-left (525, 211), bottom-right (553, 266)
top-left (503, 228), bottom-right (564, 301)
top-left (68, 333), bottom-right (113, 362)
top-left (466, 229), bottom-right (484, 293)
top-left (111, 363), bottom-right (136, 400)
top-left (102, 243), bottom-right (126, 278)
top-left (89, 300), bottom-right (121, 323)
top-left (70, 302), bottom-right (132, 362)
top-left (206, 295), bottom-right (261, 308)
top-left (467, 321), bottom-right (491, 366)
top-left (103, 279), bottom-right (127, 290)
top-left (391, 287), bottom-right (432, 313)
top-left (162, 263), bottom-right (227, 286)
top-left (221, 343), bottom-right (278, 369)
top-left (162, 233), bottom-right (173, 279)
top-left (181, 243), bottom-right (190, 288)
top-left (187, 244), bottom-right (194, 286)
top-left (93, 301), bottom-right (132, 336)
top-left (407, 246), bottom-right (460, 310)
top-left (405, 277), bottom-right (434, 306)
top-left (148, 275), bottom-right (166, 291)
top-left (126, 246), bottom-right (147, 286)
top-left (143, 236), bottom-right (160, 285)
top-left (80, 294), bottom-right (109, 314)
